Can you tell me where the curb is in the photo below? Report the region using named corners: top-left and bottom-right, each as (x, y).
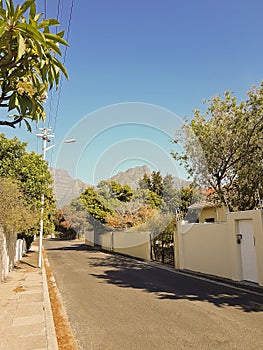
top-left (43, 247), bottom-right (79, 350)
top-left (42, 255), bottom-right (59, 350)
top-left (147, 260), bottom-right (263, 295)
top-left (90, 246), bottom-right (263, 296)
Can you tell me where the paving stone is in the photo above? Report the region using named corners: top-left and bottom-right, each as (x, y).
top-left (0, 240), bottom-right (58, 350)
top-left (12, 314), bottom-right (44, 327)
top-left (19, 292), bottom-right (43, 302)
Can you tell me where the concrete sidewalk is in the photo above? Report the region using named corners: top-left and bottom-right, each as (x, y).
top-left (0, 240), bottom-right (58, 350)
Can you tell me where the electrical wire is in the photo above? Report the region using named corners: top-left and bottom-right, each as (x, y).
top-left (47, 0), bottom-right (62, 128)
top-left (44, 0), bottom-right (47, 18)
top-left (50, 0), bottom-right (75, 167)
top-left (56, 0), bottom-right (62, 33)
top-left (35, 0), bottom-right (47, 147)
top-left (53, 0), bottom-right (75, 133)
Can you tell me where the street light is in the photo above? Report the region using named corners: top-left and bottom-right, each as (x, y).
top-left (36, 127), bottom-right (76, 268)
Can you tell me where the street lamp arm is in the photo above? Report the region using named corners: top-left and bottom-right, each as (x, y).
top-left (44, 139), bottom-right (76, 152)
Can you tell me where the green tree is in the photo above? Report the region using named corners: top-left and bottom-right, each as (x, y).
top-left (162, 174), bottom-right (180, 214)
top-left (172, 83), bottom-right (263, 211)
top-left (179, 186), bottom-right (201, 219)
top-left (0, 133), bottom-right (55, 234)
top-left (54, 208), bottom-right (77, 239)
top-left (151, 171), bottom-right (163, 197)
top-left (97, 180), bottom-right (133, 202)
top-left (138, 173), bottom-right (151, 190)
top-left (145, 190), bottom-right (163, 208)
top-left (0, 177), bottom-right (38, 234)
top-left (0, 0), bottom-right (68, 129)
top-left (111, 182), bottom-right (133, 202)
top-left (139, 171), bottom-right (164, 209)
top-left (18, 152), bottom-right (55, 233)
top-left (139, 171), bottom-right (163, 197)
top-left (80, 187), bottom-right (114, 224)
top-left (58, 198), bottom-right (90, 238)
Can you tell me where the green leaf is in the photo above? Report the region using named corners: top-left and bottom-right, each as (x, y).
top-left (46, 39), bottom-right (61, 55)
top-left (8, 92), bottom-right (19, 111)
top-left (44, 32), bottom-right (69, 46)
top-left (32, 38), bottom-right (44, 58)
top-left (29, 0), bottom-right (36, 18)
top-left (35, 13), bottom-right (42, 22)
top-left (6, 0), bottom-right (14, 17)
top-left (20, 0), bottom-right (35, 16)
top-left (39, 18), bottom-right (60, 28)
top-left (24, 118), bottom-right (32, 132)
top-left (18, 94), bottom-right (28, 115)
top-left (53, 57), bottom-right (69, 79)
top-left (17, 22), bottom-right (45, 44)
top-left (55, 30), bottom-right (65, 38)
top-left (51, 64), bottom-right (59, 87)
top-left (0, 19), bottom-right (6, 37)
top-left (17, 33), bottom-right (26, 61)
top-left (47, 67), bottom-right (54, 89)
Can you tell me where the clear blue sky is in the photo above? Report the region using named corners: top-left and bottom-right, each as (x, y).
top-left (3, 0), bottom-right (263, 184)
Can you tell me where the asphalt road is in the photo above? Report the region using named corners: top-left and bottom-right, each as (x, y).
top-left (44, 239), bottom-right (263, 350)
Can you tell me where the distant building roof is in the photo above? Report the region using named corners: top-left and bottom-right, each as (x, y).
top-left (188, 201), bottom-right (217, 210)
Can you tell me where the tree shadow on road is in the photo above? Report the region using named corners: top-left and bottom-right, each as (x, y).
top-left (45, 241), bottom-right (95, 251)
top-left (87, 252), bottom-right (263, 313)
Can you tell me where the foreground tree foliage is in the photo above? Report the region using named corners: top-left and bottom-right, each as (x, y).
top-left (0, 177), bottom-right (38, 234)
top-left (172, 82), bottom-right (263, 211)
top-left (0, 0), bottom-right (68, 129)
top-left (0, 133), bottom-right (55, 235)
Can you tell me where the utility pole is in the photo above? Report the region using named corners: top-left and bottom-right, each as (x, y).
top-left (36, 127), bottom-right (54, 268)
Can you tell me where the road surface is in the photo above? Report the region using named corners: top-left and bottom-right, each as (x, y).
top-left (44, 239), bottom-right (263, 350)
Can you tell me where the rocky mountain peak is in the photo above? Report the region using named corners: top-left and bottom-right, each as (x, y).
top-left (109, 165), bottom-right (151, 189)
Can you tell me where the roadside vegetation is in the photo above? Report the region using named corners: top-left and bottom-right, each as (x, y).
top-left (0, 133), bottom-right (55, 246)
top-left (0, 0), bottom-right (67, 247)
top-left (55, 171), bottom-right (200, 244)
top-left (172, 82), bottom-right (263, 211)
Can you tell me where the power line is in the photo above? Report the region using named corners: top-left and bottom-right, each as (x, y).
top-left (44, 0), bottom-right (47, 18)
top-left (50, 0), bottom-right (75, 166)
top-left (56, 0), bottom-right (63, 33)
top-left (52, 0), bottom-right (75, 133)
top-left (47, 0), bottom-right (63, 128)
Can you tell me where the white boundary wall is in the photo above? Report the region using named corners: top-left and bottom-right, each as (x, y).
top-left (0, 228), bottom-right (17, 281)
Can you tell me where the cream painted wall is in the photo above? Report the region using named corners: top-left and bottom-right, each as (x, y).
top-left (177, 222), bottom-right (231, 278)
top-left (85, 230), bottom-right (151, 261)
top-left (84, 230), bottom-right (95, 247)
top-left (113, 231), bottom-right (151, 260)
top-left (199, 206), bottom-right (227, 223)
top-left (176, 210), bottom-right (263, 286)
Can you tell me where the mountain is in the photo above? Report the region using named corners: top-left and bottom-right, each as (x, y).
top-left (49, 168), bottom-right (89, 208)
top-left (108, 165), bottom-right (190, 189)
top-left (109, 165), bottom-right (151, 189)
top-left (171, 176), bottom-right (191, 189)
top-left (50, 165), bottom-right (191, 207)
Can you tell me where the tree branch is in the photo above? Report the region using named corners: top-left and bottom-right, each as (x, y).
top-left (0, 116), bottom-right (24, 128)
